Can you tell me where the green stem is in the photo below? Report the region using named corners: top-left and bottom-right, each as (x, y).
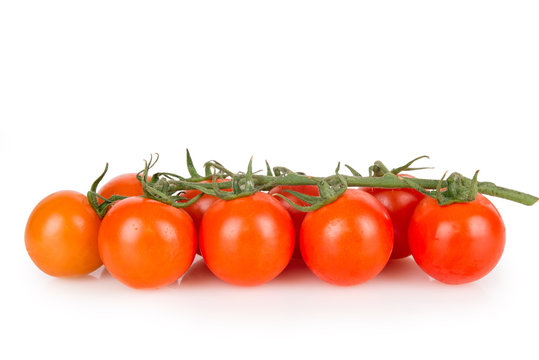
top-left (90, 154), bottom-right (538, 219)
top-left (168, 174), bottom-right (538, 206)
top-left (477, 183), bottom-right (538, 206)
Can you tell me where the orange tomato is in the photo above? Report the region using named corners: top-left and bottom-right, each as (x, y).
top-left (25, 190), bottom-right (102, 277)
top-left (97, 173), bottom-right (145, 203)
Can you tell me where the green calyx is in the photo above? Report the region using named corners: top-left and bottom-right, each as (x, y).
top-left (272, 163), bottom-right (348, 212)
top-left (86, 163), bottom-right (128, 219)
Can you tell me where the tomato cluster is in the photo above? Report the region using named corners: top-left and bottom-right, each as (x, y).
top-left (25, 173), bottom-right (506, 288)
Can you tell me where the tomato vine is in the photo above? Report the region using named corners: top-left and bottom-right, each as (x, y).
top-left (87, 150), bottom-right (538, 218)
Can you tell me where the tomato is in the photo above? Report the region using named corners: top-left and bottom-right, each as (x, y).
top-left (98, 197), bottom-right (196, 289)
top-left (181, 179), bottom-right (231, 255)
top-left (97, 173), bottom-right (145, 203)
top-left (199, 192), bottom-right (294, 286)
top-left (364, 183), bottom-right (424, 259)
top-left (269, 185), bottom-right (320, 259)
top-left (25, 190), bottom-right (102, 277)
top-left (300, 189), bottom-right (393, 286)
top-left (408, 194), bottom-right (505, 284)
top-left (181, 179), bottom-right (231, 231)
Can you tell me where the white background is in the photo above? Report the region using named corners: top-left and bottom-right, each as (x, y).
top-left (1, 1), bottom-right (538, 359)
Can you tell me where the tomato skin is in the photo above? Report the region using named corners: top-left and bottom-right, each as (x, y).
top-left (97, 173), bottom-right (145, 203)
top-left (363, 187), bottom-right (424, 259)
top-left (181, 193), bottom-right (218, 230)
top-left (300, 189), bottom-right (393, 286)
top-left (269, 185), bottom-right (320, 259)
top-left (181, 179), bottom-right (230, 230)
top-left (408, 194), bottom-right (505, 285)
top-left (199, 192), bottom-right (294, 286)
top-left (181, 179), bottom-right (231, 255)
top-left (98, 197), bottom-right (196, 289)
top-left (25, 190), bottom-right (102, 277)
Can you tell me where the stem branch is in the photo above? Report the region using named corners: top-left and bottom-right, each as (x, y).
top-left (168, 174), bottom-right (537, 206)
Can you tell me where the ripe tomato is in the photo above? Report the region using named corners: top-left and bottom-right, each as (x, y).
top-left (181, 179), bottom-right (231, 255)
top-left (98, 197), bottom-right (196, 289)
top-left (269, 185), bottom-right (320, 259)
top-left (408, 194), bottom-right (505, 284)
top-left (181, 179), bottom-right (231, 231)
top-left (25, 190), bottom-right (102, 277)
top-left (364, 184), bottom-right (424, 259)
top-left (199, 192), bottom-right (294, 286)
top-left (97, 173), bottom-right (145, 203)
top-left (300, 189), bottom-right (393, 286)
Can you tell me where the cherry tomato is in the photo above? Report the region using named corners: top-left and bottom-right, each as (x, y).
top-left (181, 179), bottom-right (231, 230)
top-left (364, 182), bottom-right (424, 259)
top-left (300, 189), bottom-right (393, 286)
top-left (199, 192), bottom-right (294, 286)
top-left (408, 194), bottom-right (505, 284)
top-left (181, 179), bottom-right (231, 255)
top-left (269, 185), bottom-right (320, 259)
top-left (25, 190), bottom-right (102, 277)
top-left (98, 197), bottom-right (196, 289)
top-left (97, 173), bottom-right (145, 203)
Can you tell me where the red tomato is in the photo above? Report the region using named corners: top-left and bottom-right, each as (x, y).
top-left (98, 197), bottom-right (197, 289)
top-left (181, 179), bottom-right (231, 255)
top-left (408, 194), bottom-right (505, 284)
top-left (25, 190), bottom-right (102, 277)
top-left (97, 173), bottom-right (145, 203)
top-left (300, 189), bottom-right (393, 286)
top-left (199, 192), bottom-right (294, 286)
top-left (364, 184), bottom-right (424, 259)
top-left (181, 179), bottom-right (231, 230)
top-left (269, 185), bottom-right (320, 259)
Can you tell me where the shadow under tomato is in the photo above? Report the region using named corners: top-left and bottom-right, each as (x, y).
top-left (42, 266), bottom-right (119, 297)
top-left (270, 258), bottom-right (319, 286)
top-left (97, 266), bottom-right (181, 290)
top-left (179, 257), bottom-right (320, 288)
top-left (179, 256), bottom-right (433, 288)
top-left (172, 254), bottom-right (491, 323)
top-left (46, 265), bottom-right (182, 292)
top-left (42, 266), bottom-right (105, 284)
top-left (375, 257), bottom-right (432, 284)
top-left (178, 258), bottom-right (224, 288)
top-left (371, 256), bottom-right (491, 307)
